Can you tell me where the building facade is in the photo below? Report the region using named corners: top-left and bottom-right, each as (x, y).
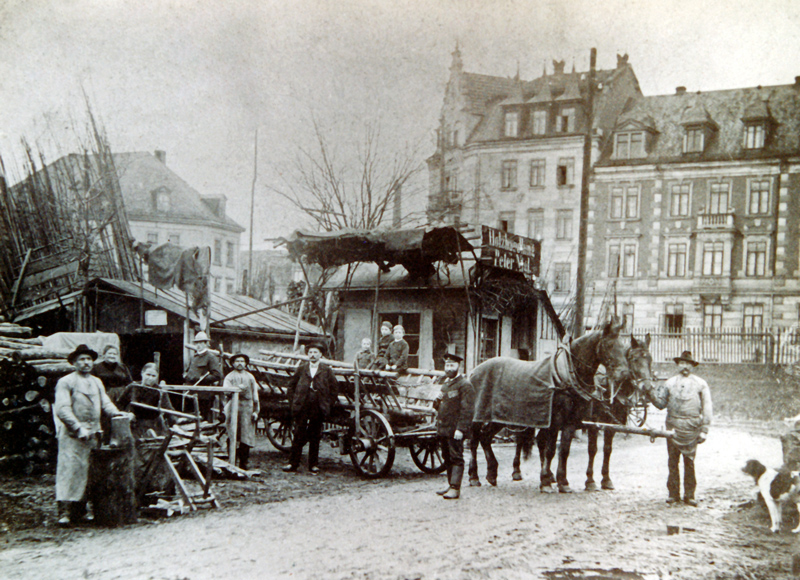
top-left (586, 82), bottom-right (800, 331)
top-left (116, 150), bottom-right (245, 295)
top-left (427, 48), bottom-right (642, 320)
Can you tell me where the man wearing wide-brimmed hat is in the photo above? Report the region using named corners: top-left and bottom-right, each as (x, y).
top-left (53, 344), bottom-right (126, 525)
top-left (223, 353), bottom-right (260, 471)
top-left (283, 341), bottom-right (338, 474)
top-left (643, 350), bottom-right (713, 507)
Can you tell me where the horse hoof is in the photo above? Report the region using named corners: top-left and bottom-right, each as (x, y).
top-left (601, 479), bottom-right (615, 491)
top-left (469, 479), bottom-right (482, 487)
top-left (558, 485), bottom-right (574, 494)
top-left (540, 484), bottom-right (556, 494)
top-left (487, 476), bottom-right (497, 487)
top-left (512, 472), bottom-right (523, 482)
top-left (585, 481), bottom-right (599, 492)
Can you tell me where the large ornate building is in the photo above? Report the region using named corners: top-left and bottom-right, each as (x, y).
top-left (585, 81), bottom-right (800, 331)
top-left (426, 47), bottom-right (642, 319)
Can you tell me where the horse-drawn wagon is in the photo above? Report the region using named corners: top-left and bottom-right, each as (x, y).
top-left (245, 350), bottom-right (449, 479)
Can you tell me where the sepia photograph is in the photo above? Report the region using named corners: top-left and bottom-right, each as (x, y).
top-left (1, 0), bottom-right (800, 578)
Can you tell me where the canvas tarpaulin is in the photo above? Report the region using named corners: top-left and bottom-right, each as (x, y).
top-left (144, 243), bottom-right (211, 314)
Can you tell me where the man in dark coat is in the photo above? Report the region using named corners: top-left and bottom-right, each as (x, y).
top-left (183, 331), bottom-right (222, 422)
top-left (283, 342), bottom-right (339, 474)
top-left (434, 352), bottom-right (475, 499)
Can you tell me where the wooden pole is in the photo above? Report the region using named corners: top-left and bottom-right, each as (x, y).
top-left (248, 128), bottom-right (257, 296)
top-left (228, 391), bottom-right (239, 466)
top-left (582, 421), bottom-right (673, 440)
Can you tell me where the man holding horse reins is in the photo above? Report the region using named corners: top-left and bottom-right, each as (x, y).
top-left (434, 352), bottom-right (475, 500)
top-left (643, 350), bottom-right (713, 507)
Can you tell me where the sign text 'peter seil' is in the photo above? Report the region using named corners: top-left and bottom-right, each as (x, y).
top-left (480, 226), bottom-right (540, 277)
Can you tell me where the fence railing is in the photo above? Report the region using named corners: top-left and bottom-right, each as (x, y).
top-left (632, 326), bottom-right (800, 365)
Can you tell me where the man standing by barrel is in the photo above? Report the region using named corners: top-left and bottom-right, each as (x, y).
top-left (434, 352), bottom-right (474, 500)
top-left (643, 350), bottom-right (713, 507)
top-left (53, 344), bottom-right (126, 526)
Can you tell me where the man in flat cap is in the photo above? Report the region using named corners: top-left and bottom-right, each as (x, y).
top-left (53, 344), bottom-right (126, 525)
top-left (643, 350), bottom-right (713, 507)
top-left (434, 352), bottom-right (475, 499)
top-left (223, 353), bottom-right (260, 471)
top-left (283, 342), bottom-right (339, 474)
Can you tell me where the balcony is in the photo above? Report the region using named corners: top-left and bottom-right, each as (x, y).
top-left (696, 212), bottom-right (735, 230)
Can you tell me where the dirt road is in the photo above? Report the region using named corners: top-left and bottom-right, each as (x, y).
top-left (1, 419), bottom-right (797, 580)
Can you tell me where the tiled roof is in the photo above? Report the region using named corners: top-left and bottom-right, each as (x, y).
top-left (113, 152), bottom-right (244, 232)
top-left (599, 83), bottom-right (800, 165)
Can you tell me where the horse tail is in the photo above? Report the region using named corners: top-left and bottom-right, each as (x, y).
top-left (519, 428), bottom-right (536, 461)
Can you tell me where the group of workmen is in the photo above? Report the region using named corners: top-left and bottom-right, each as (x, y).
top-left (51, 326), bottom-right (712, 525)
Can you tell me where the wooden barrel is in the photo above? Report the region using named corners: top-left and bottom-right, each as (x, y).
top-left (88, 416), bottom-right (137, 526)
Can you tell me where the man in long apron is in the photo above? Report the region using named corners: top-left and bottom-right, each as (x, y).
top-left (223, 353), bottom-right (260, 471)
top-left (53, 344), bottom-right (125, 525)
top-left (644, 350), bottom-right (713, 506)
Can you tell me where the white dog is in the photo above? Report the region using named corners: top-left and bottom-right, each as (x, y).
top-left (742, 459), bottom-right (800, 533)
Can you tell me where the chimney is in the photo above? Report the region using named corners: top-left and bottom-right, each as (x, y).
top-left (795, 76), bottom-right (800, 88)
top-left (154, 150), bottom-right (166, 164)
top-left (675, 86), bottom-right (686, 95)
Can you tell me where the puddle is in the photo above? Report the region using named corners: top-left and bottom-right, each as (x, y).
top-left (543, 569), bottom-right (647, 580)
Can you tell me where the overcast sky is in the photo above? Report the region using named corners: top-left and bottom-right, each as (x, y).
top-left (1, 0), bottom-right (799, 247)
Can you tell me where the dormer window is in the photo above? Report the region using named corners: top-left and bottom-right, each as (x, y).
top-left (532, 110), bottom-right (547, 135)
top-left (614, 131), bottom-right (646, 159)
top-left (556, 107), bottom-right (575, 133)
top-left (684, 127), bottom-right (705, 153)
top-left (152, 186), bottom-right (171, 213)
top-left (504, 112), bottom-right (519, 137)
top-left (743, 123), bottom-right (766, 149)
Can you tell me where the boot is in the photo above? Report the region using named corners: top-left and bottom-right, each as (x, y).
top-left (443, 465), bottom-right (464, 500)
top-left (238, 445), bottom-right (251, 471)
top-left (436, 466), bottom-right (452, 495)
top-left (57, 502), bottom-right (70, 526)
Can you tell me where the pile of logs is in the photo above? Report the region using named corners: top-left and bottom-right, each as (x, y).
top-left (0, 323), bottom-right (72, 473)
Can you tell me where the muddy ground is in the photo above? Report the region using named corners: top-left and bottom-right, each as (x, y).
top-left (1, 407), bottom-right (799, 580)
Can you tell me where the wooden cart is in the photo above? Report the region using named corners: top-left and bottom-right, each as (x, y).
top-left (245, 350), bottom-right (448, 479)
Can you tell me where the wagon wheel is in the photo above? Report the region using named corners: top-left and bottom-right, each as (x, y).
top-left (349, 409), bottom-right (395, 479)
top-left (627, 393), bottom-right (648, 428)
top-left (409, 437), bottom-right (446, 474)
top-left (264, 408), bottom-right (293, 453)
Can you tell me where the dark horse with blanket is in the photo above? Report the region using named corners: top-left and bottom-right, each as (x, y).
top-left (468, 317), bottom-right (632, 493)
top-left (584, 333), bottom-right (655, 491)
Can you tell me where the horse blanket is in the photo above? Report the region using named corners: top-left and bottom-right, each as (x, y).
top-left (471, 350), bottom-right (573, 429)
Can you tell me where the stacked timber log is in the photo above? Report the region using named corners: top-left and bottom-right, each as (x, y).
top-left (0, 323), bottom-right (72, 473)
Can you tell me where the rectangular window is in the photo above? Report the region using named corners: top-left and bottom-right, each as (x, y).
top-left (155, 191), bottom-right (170, 213)
top-left (610, 188), bottom-right (624, 219)
top-left (504, 111), bottom-right (519, 137)
top-left (621, 303), bottom-right (634, 332)
top-left (608, 243), bottom-right (621, 278)
top-left (226, 241), bottom-right (235, 268)
top-left (527, 209), bottom-right (544, 240)
top-left (226, 278), bottom-right (234, 294)
top-left (744, 124), bottom-right (765, 149)
top-left (556, 157), bottom-right (574, 186)
top-left (684, 128), bottom-right (705, 153)
top-left (553, 262), bottom-right (571, 293)
top-left (702, 241), bottom-right (724, 276)
top-left (664, 303), bottom-right (684, 334)
top-left (709, 183), bottom-right (729, 214)
top-left (501, 160), bottom-right (518, 189)
top-left (703, 303), bottom-right (722, 328)
top-left (625, 187), bottom-right (639, 219)
top-left (529, 159), bottom-right (546, 187)
top-left (556, 107), bottom-right (575, 133)
top-left (622, 243), bottom-right (637, 277)
top-left (213, 276), bottom-right (221, 293)
top-left (667, 243), bottom-right (687, 277)
top-left (146, 232), bottom-right (159, 245)
top-left (168, 233), bottom-right (180, 246)
top-left (479, 317), bottom-right (499, 363)
top-left (556, 210), bottom-right (573, 240)
top-left (380, 312), bottom-right (421, 369)
top-left (746, 241), bottom-right (767, 277)
top-left (671, 184), bottom-right (690, 216)
top-left (744, 304), bottom-right (763, 328)
top-left (614, 132), bottom-right (645, 159)
top-left (532, 110), bottom-right (547, 135)
top-left (630, 132), bottom-right (645, 157)
top-left (498, 211), bottom-right (515, 234)
top-left (213, 239), bottom-right (222, 266)
top-left (749, 180), bottom-right (770, 214)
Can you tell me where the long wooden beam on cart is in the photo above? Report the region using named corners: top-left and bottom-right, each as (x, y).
top-left (582, 421), bottom-right (674, 440)
top-left (258, 349), bottom-right (446, 378)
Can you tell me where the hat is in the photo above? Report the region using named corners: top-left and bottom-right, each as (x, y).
top-left (68, 344), bottom-right (98, 364)
top-left (194, 331), bottom-right (210, 342)
top-left (673, 350), bottom-right (699, 366)
top-left (381, 321), bottom-right (392, 331)
top-left (305, 341), bottom-right (327, 355)
top-left (229, 353), bottom-right (249, 365)
top-left (443, 352), bottom-right (463, 363)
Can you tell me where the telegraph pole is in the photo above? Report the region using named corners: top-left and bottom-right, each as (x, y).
top-left (247, 128), bottom-right (257, 296)
top-left (573, 48), bottom-right (596, 336)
